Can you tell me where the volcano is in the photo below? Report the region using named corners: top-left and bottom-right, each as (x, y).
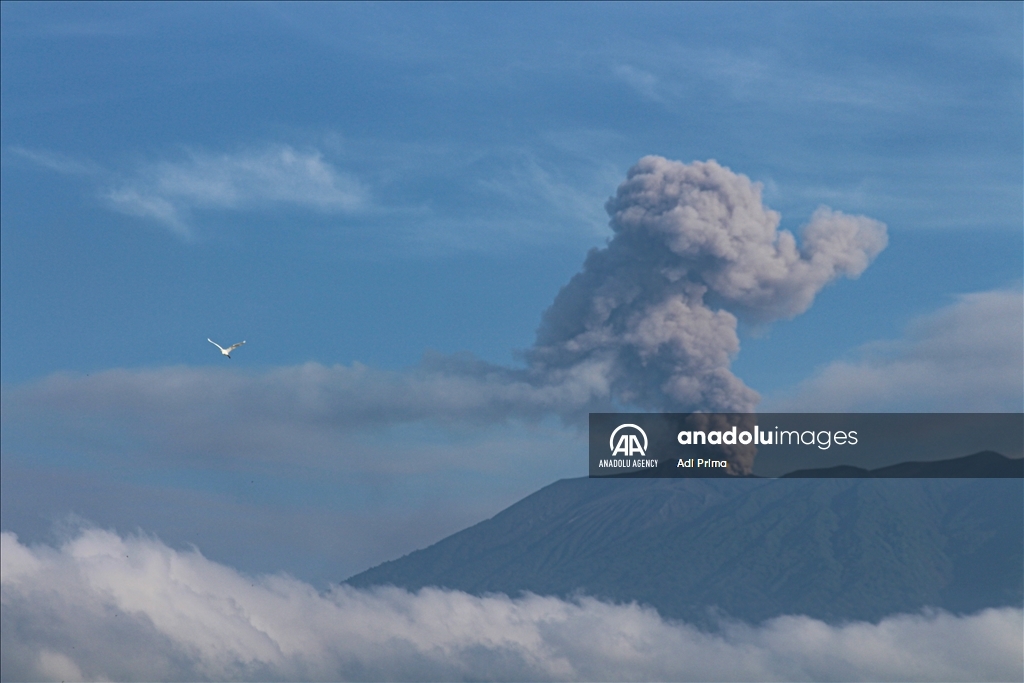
top-left (347, 453), bottom-right (1023, 625)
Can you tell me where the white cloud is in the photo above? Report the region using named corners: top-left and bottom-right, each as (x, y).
top-left (612, 64), bottom-right (664, 101)
top-left (9, 147), bottom-right (104, 176)
top-left (1, 528), bottom-right (1019, 681)
top-left (12, 143), bottom-right (367, 240)
top-left (105, 186), bottom-right (190, 236)
top-left (615, 37), bottom-right (950, 115)
top-left (0, 357), bottom-right (601, 471)
top-left (764, 288), bottom-right (1024, 412)
top-left (103, 145), bottom-right (366, 238)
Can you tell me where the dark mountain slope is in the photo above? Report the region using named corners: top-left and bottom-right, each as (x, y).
top-left (780, 450), bottom-right (1023, 478)
top-left (347, 455), bottom-right (1023, 624)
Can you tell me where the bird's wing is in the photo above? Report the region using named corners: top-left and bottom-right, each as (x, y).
top-left (208, 339), bottom-right (226, 352)
top-left (227, 341), bottom-right (246, 352)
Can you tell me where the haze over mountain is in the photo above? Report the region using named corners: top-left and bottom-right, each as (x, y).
top-left (348, 453), bottom-right (1024, 626)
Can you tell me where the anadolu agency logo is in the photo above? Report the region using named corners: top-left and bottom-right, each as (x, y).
top-left (610, 424), bottom-right (648, 456)
top-left (597, 424), bottom-right (659, 470)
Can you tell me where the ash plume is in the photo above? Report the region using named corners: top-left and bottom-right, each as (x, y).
top-left (528, 156), bottom-right (888, 414)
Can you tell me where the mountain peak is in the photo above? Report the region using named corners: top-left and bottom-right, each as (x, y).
top-left (347, 453), bottom-right (1023, 625)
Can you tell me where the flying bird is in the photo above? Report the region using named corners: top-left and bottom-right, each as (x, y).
top-left (208, 338), bottom-right (245, 358)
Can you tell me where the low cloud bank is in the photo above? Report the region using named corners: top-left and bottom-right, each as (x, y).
top-left (0, 357), bottom-right (597, 467)
top-left (2, 529), bottom-right (1021, 682)
top-left (765, 288), bottom-right (1024, 412)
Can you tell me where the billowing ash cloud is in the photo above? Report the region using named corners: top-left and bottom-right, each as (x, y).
top-left (2, 529), bottom-right (1020, 682)
top-left (528, 156), bottom-right (888, 413)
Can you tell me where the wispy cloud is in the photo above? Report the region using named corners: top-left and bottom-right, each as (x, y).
top-left (2, 528), bottom-right (1020, 681)
top-left (317, 134), bottom-right (623, 254)
top-left (104, 145), bottom-right (367, 239)
top-left (9, 147), bottom-right (104, 176)
top-left (764, 288), bottom-right (1024, 411)
top-left (13, 144), bottom-right (367, 240)
top-left (473, 150), bottom-right (616, 237)
top-left (12, 137), bottom-right (618, 250)
top-left (611, 64), bottom-right (664, 102)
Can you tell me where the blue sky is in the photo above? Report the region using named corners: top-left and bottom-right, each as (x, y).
top-left (1, 3), bottom-right (1022, 677)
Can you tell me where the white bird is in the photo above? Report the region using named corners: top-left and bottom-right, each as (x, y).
top-left (208, 338), bottom-right (246, 358)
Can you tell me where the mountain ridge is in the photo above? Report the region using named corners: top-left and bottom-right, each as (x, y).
top-left (346, 452), bottom-right (1023, 625)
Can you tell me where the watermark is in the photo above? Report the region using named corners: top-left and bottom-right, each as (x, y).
top-left (589, 413), bottom-right (1023, 478)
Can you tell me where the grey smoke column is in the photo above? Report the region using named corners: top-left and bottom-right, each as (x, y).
top-left (529, 156), bottom-right (888, 415)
